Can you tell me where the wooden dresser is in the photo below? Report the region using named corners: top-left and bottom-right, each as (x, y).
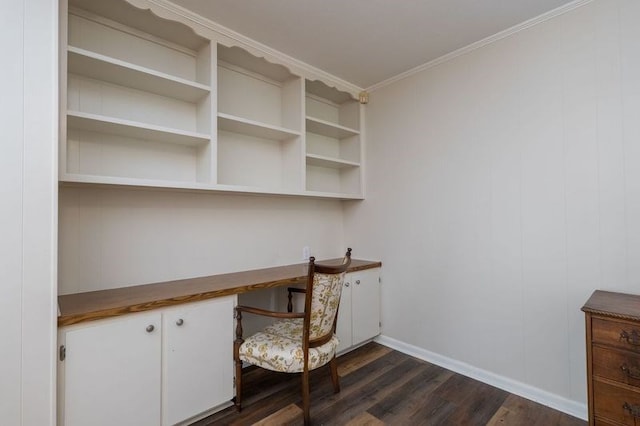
top-left (583, 290), bottom-right (640, 425)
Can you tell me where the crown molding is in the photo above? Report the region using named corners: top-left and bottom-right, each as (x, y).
top-left (145, 0), bottom-right (364, 97)
top-left (366, 0), bottom-right (594, 92)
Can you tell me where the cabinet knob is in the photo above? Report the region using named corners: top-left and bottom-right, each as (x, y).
top-left (176, 318), bottom-right (184, 326)
top-left (345, 282), bottom-right (350, 287)
top-left (356, 280), bottom-right (361, 285)
top-left (146, 325), bottom-right (155, 333)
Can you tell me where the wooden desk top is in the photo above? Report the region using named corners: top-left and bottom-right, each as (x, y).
top-left (58, 258), bottom-right (381, 326)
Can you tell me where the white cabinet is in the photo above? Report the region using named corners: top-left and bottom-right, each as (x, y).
top-left (60, 311), bottom-right (162, 426)
top-left (162, 298), bottom-right (234, 426)
top-left (336, 268), bottom-right (381, 353)
top-left (58, 297), bottom-right (235, 426)
top-left (336, 278), bottom-right (353, 353)
top-left (60, 0), bottom-right (365, 199)
top-left (351, 269), bottom-right (382, 345)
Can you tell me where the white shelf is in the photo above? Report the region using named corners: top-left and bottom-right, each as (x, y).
top-left (305, 154), bottom-right (359, 169)
top-left (68, 46), bottom-right (210, 103)
top-left (305, 116), bottom-right (359, 139)
top-left (67, 111), bottom-right (210, 146)
top-left (218, 113), bottom-right (300, 141)
top-left (303, 189), bottom-right (364, 200)
top-left (212, 183), bottom-right (302, 197)
top-left (60, 173), bottom-right (214, 190)
top-left (60, 175), bottom-right (362, 200)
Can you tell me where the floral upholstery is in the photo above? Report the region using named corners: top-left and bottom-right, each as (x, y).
top-left (238, 328), bottom-right (339, 373)
top-left (309, 272), bottom-right (346, 340)
top-left (238, 271), bottom-right (346, 373)
top-left (263, 318), bottom-right (303, 339)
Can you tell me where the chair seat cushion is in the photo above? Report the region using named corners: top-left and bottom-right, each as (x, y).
top-left (239, 319), bottom-right (339, 373)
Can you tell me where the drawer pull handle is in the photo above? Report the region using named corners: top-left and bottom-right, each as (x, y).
top-left (623, 402), bottom-right (640, 418)
top-left (621, 364), bottom-right (640, 380)
top-left (620, 329), bottom-right (640, 346)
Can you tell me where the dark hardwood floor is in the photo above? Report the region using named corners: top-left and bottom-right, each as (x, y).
top-left (195, 342), bottom-right (586, 425)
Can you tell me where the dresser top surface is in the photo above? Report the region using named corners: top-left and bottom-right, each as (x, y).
top-left (582, 290), bottom-right (640, 322)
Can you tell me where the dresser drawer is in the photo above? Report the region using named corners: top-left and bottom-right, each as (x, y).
top-left (593, 318), bottom-right (640, 353)
top-left (595, 418), bottom-right (623, 426)
top-left (583, 291), bottom-right (640, 425)
top-left (594, 345), bottom-right (640, 386)
top-left (594, 380), bottom-right (640, 425)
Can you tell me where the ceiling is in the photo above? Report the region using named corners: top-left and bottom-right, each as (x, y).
top-left (172, 0), bottom-right (577, 89)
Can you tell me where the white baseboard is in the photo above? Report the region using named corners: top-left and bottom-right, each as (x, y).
top-left (374, 335), bottom-right (587, 421)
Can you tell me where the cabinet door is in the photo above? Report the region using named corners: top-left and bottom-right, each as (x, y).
top-left (162, 297), bottom-right (235, 425)
top-left (351, 269), bottom-right (381, 345)
top-left (336, 277), bottom-right (353, 353)
top-left (62, 312), bottom-right (162, 426)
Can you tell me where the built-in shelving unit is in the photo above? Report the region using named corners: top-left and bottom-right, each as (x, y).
top-left (60, 0), bottom-right (364, 199)
top-left (216, 44), bottom-right (303, 192)
top-left (62, 0), bottom-right (214, 185)
top-left (304, 79), bottom-right (362, 196)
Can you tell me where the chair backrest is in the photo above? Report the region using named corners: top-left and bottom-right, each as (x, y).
top-left (303, 248), bottom-right (352, 347)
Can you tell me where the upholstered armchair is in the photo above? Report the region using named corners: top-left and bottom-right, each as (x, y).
top-left (233, 248), bottom-right (352, 425)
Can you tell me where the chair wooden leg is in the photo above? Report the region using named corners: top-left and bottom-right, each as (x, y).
top-left (233, 341), bottom-right (243, 411)
top-left (234, 309), bottom-right (245, 412)
top-left (302, 369), bottom-right (310, 425)
top-left (234, 360), bottom-right (243, 411)
top-left (330, 356), bottom-right (340, 393)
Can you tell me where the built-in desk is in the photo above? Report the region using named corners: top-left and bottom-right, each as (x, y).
top-left (57, 258), bottom-right (381, 326)
top-left (57, 258), bottom-right (381, 426)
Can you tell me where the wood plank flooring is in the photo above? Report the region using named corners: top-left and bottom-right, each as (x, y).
top-left (195, 342), bottom-right (586, 425)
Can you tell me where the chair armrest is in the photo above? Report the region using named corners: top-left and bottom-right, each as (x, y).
top-left (234, 305), bottom-right (303, 341)
top-left (235, 305), bottom-right (304, 319)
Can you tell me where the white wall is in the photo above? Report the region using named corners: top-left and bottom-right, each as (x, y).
top-left (345, 0), bottom-right (640, 415)
top-left (58, 187), bottom-right (346, 294)
top-left (0, 0), bottom-right (58, 424)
